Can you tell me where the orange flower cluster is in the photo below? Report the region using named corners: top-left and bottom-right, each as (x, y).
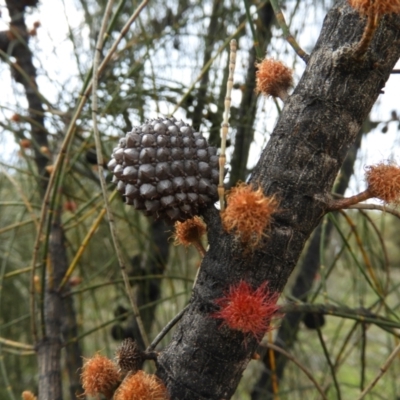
top-left (365, 162), bottom-right (400, 204)
top-left (348, 0), bottom-right (400, 15)
top-left (221, 183), bottom-right (278, 249)
top-left (213, 281), bottom-right (279, 339)
top-left (81, 354), bottom-right (121, 399)
top-left (255, 58), bottom-right (293, 100)
top-left (174, 216), bottom-right (206, 247)
top-left (114, 370), bottom-right (169, 400)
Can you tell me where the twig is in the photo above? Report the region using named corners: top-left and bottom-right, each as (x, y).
top-left (262, 342), bottom-right (328, 400)
top-left (218, 39), bottom-right (237, 211)
top-left (0, 337), bottom-right (34, 351)
top-left (347, 203), bottom-right (400, 219)
top-left (269, 0), bottom-right (309, 62)
top-left (280, 303), bottom-right (400, 332)
top-left (316, 327), bottom-right (342, 400)
top-left (146, 304), bottom-right (190, 352)
top-left (92, 0), bottom-right (149, 348)
top-left (356, 341), bottom-right (400, 400)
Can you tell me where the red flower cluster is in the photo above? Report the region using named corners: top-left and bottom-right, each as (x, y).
top-left (213, 281), bottom-right (280, 340)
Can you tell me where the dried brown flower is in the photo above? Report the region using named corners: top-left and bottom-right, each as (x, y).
top-left (115, 338), bottom-right (144, 375)
top-left (365, 162), bottom-right (400, 204)
top-left (174, 216), bottom-right (206, 247)
top-left (255, 58), bottom-right (293, 100)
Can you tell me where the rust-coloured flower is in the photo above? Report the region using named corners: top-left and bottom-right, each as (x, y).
top-left (255, 58), bottom-right (293, 100)
top-left (22, 391), bottom-right (37, 400)
top-left (348, 0), bottom-right (400, 15)
top-left (64, 200), bottom-right (77, 212)
top-left (174, 216), bottom-right (206, 247)
top-left (213, 281), bottom-right (279, 339)
top-left (20, 139), bottom-right (31, 148)
top-left (221, 183), bottom-right (278, 249)
top-left (365, 162), bottom-right (400, 204)
top-left (81, 354), bottom-right (121, 399)
top-left (114, 370), bottom-right (169, 400)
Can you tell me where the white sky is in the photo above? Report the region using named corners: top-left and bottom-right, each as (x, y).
top-left (0, 0), bottom-right (399, 196)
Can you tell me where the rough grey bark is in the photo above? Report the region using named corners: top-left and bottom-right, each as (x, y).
top-left (156, 2), bottom-right (400, 399)
top-left (251, 130), bottom-right (362, 400)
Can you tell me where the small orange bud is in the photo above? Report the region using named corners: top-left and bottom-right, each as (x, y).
top-left (20, 139), bottom-right (31, 148)
top-left (222, 183), bottom-right (278, 249)
top-left (11, 113), bottom-right (21, 122)
top-left (365, 162), bottom-right (400, 204)
top-left (34, 275), bottom-right (41, 293)
top-left (40, 146), bottom-right (51, 157)
top-left (114, 370), bottom-right (169, 400)
top-left (252, 352), bottom-right (261, 360)
top-left (33, 21), bottom-right (41, 29)
top-left (81, 354), bottom-right (121, 399)
top-left (174, 216), bottom-right (206, 247)
top-left (68, 276), bottom-right (82, 287)
top-left (213, 281), bottom-right (279, 340)
top-left (255, 58), bottom-right (293, 100)
top-left (22, 391), bottom-right (37, 400)
top-left (45, 165), bottom-right (54, 175)
top-left (64, 201), bottom-right (77, 212)
top-left (348, 0), bottom-right (400, 15)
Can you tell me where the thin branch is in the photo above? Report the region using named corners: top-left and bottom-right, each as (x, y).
top-left (91, 0), bottom-right (150, 348)
top-left (219, 39), bottom-right (237, 211)
top-left (356, 341), bottom-right (400, 400)
top-left (261, 342), bottom-right (328, 400)
top-left (147, 305), bottom-right (190, 352)
top-left (269, 0), bottom-right (309, 62)
top-left (347, 203), bottom-right (400, 219)
top-left (316, 326), bottom-right (342, 400)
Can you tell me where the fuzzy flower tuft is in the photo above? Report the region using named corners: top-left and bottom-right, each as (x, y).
top-left (212, 281), bottom-right (280, 340)
top-left (365, 162), bottom-right (400, 204)
top-left (81, 354), bottom-right (121, 399)
top-left (22, 391), bottom-right (37, 400)
top-left (221, 183), bottom-right (278, 249)
top-left (255, 58), bottom-right (293, 100)
top-left (348, 0), bottom-right (400, 15)
top-left (174, 216), bottom-right (207, 247)
top-left (114, 370), bottom-right (169, 400)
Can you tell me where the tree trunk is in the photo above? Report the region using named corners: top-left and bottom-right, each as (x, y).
top-left (156, 2), bottom-right (400, 398)
top-left (3, 2), bottom-right (83, 398)
top-left (251, 128), bottom-right (364, 399)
